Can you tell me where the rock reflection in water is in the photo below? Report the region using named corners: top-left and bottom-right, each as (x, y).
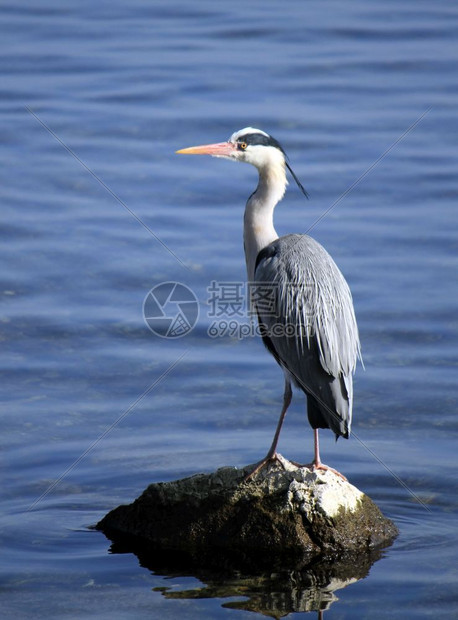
top-left (108, 540), bottom-right (385, 617)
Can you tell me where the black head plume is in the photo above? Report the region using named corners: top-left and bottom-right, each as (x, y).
top-left (286, 161), bottom-right (309, 199)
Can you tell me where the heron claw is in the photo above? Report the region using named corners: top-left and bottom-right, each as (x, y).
top-left (244, 455), bottom-right (347, 482)
top-left (243, 452), bottom-right (291, 482)
top-left (304, 461), bottom-right (347, 481)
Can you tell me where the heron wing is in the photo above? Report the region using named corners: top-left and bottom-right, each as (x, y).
top-left (254, 234), bottom-right (361, 437)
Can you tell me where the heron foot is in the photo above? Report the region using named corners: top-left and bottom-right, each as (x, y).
top-left (304, 461), bottom-right (347, 481)
top-left (243, 454), bottom-right (347, 482)
top-left (243, 452), bottom-right (292, 482)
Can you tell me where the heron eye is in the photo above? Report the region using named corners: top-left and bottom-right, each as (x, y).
top-left (239, 142), bottom-right (247, 150)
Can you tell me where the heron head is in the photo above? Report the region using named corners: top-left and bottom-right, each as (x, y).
top-left (176, 127), bottom-right (283, 165)
top-left (177, 127), bottom-right (308, 197)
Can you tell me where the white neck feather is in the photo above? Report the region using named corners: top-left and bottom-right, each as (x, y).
top-left (243, 160), bottom-right (287, 281)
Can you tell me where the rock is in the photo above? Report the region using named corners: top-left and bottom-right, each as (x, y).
top-left (97, 456), bottom-right (398, 570)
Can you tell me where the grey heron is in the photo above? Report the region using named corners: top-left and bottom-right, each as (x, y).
top-left (177, 127), bottom-right (361, 478)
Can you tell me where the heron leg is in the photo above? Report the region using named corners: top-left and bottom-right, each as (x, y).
top-left (266, 378), bottom-right (292, 458)
top-left (306, 429), bottom-right (347, 481)
top-left (244, 378), bottom-right (292, 480)
top-left (313, 428), bottom-right (321, 466)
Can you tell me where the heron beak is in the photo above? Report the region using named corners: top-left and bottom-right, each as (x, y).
top-left (176, 141), bottom-right (236, 157)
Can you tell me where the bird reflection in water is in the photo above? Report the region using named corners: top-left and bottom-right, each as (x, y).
top-left (153, 557), bottom-right (378, 617)
top-left (110, 538), bottom-right (384, 617)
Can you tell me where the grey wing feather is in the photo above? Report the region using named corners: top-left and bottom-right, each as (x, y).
top-left (254, 234), bottom-right (362, 437)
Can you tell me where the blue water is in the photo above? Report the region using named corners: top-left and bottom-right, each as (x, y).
top-left (1, 1), bottom-right (457, 617)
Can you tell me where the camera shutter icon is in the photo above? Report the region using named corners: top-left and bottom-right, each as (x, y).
top-left (143, 282), bottom-right (199, 338)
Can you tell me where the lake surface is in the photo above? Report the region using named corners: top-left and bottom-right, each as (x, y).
top-left (1, 1), bottom-right (457, 618)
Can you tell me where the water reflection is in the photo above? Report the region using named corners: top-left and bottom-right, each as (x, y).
top-left (107, 539), bottom-right (386, 616)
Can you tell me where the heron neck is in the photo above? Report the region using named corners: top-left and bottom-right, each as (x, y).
top-left (243, 165), bottom-right (286, 281)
